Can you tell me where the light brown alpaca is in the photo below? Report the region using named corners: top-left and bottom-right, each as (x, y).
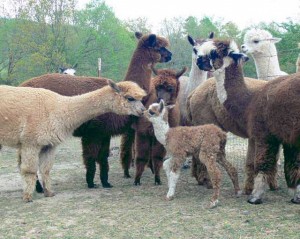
top-left (186, 42), bottom-right (279, 194)
top-left (21, 32), bottom-right (172, 189)
top-left (0, 80), bottom-right (146, 202)
top-left (145, 100), bottom-right (241, 208)
top-left (194, 37), bottom-right (300, 204)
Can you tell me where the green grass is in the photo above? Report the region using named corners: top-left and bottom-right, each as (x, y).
top-left (0, 136), bottom-right (299, 239)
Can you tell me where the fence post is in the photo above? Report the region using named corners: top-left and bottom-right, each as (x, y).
top-left (98, 58), bottom-right (102, 77)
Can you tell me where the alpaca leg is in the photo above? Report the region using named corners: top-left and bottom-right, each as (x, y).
top-left (192, 157), bottom-right (212, 189)
top-left (39, 146), bottom-right (56, 197)
top-left (97, 137), bottom-right (112, 188)
top-left (19, 146), bottom-right (40, 202)
top-left (282, 145), bottom-right (300, 204)
top-left (163, 157), bottom-right (172, 188)
top-left (248, 139), bottom-right (279, 204)
top-left (217, 153), bottom-right (242, 197)
top-left (244, 138), bottom-right (256, 195)
top-left (166, 161), bottom-right (180, 200)
top-left (199, 151), bottom-right (221, 208)
top-left (120, 128), bottom-right (135, 178)
top-left (18, 149), bottom-right (44, 193)
top-left (151, 139), bottom-right (166, 185)
top-left (134, 133), bottom-right (151, 185)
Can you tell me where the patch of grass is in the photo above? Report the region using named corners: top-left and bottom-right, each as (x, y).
top-left (0, 137), bottom-right (299, 239)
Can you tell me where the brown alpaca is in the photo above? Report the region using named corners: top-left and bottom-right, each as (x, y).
top-left (145, 100), bottom-right (241, 208)
top-left (130, 66), bottom-right (186, 185)
top-left (194, 37), bottom-right (300, 204)
top-left (20, 32), bottom-right (172, 189)
top-left (0, 80), bottom-right (146, 202)
top-left (186, 42), bottom-right (279, 194)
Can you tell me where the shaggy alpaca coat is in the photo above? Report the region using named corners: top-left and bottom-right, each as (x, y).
top-left (0, 81), bottom-right (146, 202)
top-left (131, 67), bottom-right (186, 185)
top-left (145, 101), bottom-right (241, 208)
top-left (194, 37), bottom-right (300, 204)
top-left (20, 32), bottom-right (172, 189)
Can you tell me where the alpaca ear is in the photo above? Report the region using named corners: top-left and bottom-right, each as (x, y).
top-left (151, 65), bottom-right (159, 75)
top-left (228, 52), bottom-right (249, 63)
top-left (72, 63), bottom-right (78, 69)
top-left (148, 34), bottom-right (157, 47)
top-left (159, 99), bottom-right (165, 113)
top-left (187, 35), bottom-right (195, 46)
top-left (166, 104), bottom-right (175, 110)
top-left (271, 37), bottom-right (281, 43)
top-left (135, 32), bottom-right (143, 39)
top-left (176, 66), bottom-right (188, 78)
top-left (107, 79), bottom-right (120, 93)
top-left (208, 32), bottom-right (214, 39)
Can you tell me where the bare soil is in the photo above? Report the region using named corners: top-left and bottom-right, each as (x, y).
top-left (0, 135), bottom-right (299, 239)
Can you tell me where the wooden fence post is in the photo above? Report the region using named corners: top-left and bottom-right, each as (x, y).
top-left (98, 58), bottom-right (102, 77)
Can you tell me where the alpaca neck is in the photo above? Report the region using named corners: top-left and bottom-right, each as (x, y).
top-left (151, 117), bottom-right (170, 146)
top-left (59, 87), bottom-right (115, 131)
top-left (252, 48), bottom-right (282, 80)
top-left (186, 58), bottom-right (208, 95)
top-left (124, 48), bottom-right (153, 93)
top-left (215, 63), bottom-right (251, 127)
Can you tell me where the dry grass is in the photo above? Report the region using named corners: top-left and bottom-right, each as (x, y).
top-left (0, 135), bottom-right (299, 239)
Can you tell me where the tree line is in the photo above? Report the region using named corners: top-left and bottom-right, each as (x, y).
top-left (0, 0), bottom-right (299, 85)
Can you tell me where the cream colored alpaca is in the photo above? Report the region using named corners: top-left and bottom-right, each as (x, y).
top-left (145, 100), bottom-right (241, 208)
top-left (0, 80), bottom-right (146, 202)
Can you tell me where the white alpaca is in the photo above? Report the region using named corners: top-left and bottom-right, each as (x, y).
top-left (145, 100), bottom-right (241, 208)
top-left (241, 29), bottom-right (288, 81)
top-left (178, 33), bottom-right (213, 126)
top-left (0, 80), bottom-right (146, 202)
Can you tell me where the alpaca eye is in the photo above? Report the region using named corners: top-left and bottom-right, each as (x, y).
top-left (127, 97), bottom-right (135, 102)
top-left (149, 110), bottom-right (155, 115)
top-left (167, 87), bottom-right (174, 92)
top-left (253, 40), bottom-right (259, 44)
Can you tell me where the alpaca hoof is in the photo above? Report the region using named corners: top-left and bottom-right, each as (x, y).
top-left (23, 194), bottom-right (33, 203)
top-left (124, 170), bottom-right (131, 178)
top-left (165, 196), bottom-right (174, 201)
top-left (236, 190), bottom-right (243, 198)
top-left (134, 180), bottom-right (141, 186)
top-left (155, 177), bottom-right (161, 185)
top-left (44, 191), bottom-right (55, 197)
top-left (87, 183), bottom-right (98, 189)
top-left (102, 183), bottom-right (113, 188)
top-left (291, 197), bottom-right (300, 204)
top-left (247, 197), bottom-right (263, 204)
top-left (35, 180), bottom-right (44, 193)
top-left (208, 199), bottom-right (219, 209)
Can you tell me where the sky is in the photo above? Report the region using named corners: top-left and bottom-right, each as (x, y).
top-left (77, 0), bottom-right (300, 30)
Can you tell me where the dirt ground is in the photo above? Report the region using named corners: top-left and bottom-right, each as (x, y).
top-left (0, 135), bottom-right (299, 239)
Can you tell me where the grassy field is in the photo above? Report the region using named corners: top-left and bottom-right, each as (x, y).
top-left (0, 135), bottom-right (299, 239)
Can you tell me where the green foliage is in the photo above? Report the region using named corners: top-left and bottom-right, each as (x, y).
top-left (0, 0), bottom-right (299, 85)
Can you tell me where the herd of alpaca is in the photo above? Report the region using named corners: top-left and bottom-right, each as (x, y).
top-left (1, 29), bottom-right (299, 206)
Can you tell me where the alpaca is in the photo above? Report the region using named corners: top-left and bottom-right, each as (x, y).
top-left (194, 37), bottom-right (300, 204)
top-left (21, 32), bottom-right (172, 189)
top-left (0, 80), bottom-right (146, 202)
top-left (59, 63), bottom-right (77, 75)
top-left (186, 41), bottom-right (279, 194)
top-left (241, 29), bottom-right (288, 81)
top-left (177, 33), bottom-right (213, 126)
top-left (131, 66), bottom-right (186, 185)
top-left (145, 100), bottom-right (241, 208)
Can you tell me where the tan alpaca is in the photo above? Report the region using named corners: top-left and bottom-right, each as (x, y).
top-left (0, 80), bottom-right (146, 202)
top-left (145, 100), bottom-right (241, 208)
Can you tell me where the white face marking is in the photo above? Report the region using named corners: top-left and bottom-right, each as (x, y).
top-left (63, 68), bottom-right (76, 75)
top-left (194, 40), bottom-right (216, 57)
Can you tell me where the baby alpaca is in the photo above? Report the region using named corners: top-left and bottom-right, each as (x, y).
top-left (0, 80), bottom-right (146, 202)
top-left (145, 100), bottom-right (241, 208)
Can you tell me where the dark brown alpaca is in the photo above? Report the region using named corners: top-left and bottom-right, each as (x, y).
top-left (20, 32), bottom-right (172, 189)
top-left (194, 37), bottom-right (300, 204)
top-left (130, 66), bottom-right (186, 185)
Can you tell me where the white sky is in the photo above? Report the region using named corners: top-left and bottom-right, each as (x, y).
top-left (77, 0), bottom-right (300, 30)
